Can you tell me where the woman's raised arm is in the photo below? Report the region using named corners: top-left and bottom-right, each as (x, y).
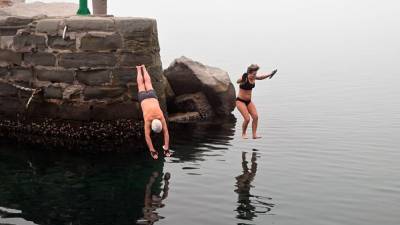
top-left (256, 69), bottom-right (277, 80)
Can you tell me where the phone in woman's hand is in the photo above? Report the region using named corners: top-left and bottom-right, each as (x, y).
top-left (270, 69), bottom-right (278, 79)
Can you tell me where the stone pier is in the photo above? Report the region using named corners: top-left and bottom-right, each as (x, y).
top-left (0, 15), bottom-right (166, 148)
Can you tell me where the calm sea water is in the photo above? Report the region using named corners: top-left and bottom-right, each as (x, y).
top-left (2, 0), bottom-right (400, 224)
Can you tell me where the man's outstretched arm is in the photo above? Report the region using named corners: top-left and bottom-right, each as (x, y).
top-left (144, 121), bottom-right (155, 151)
top-left (161, 117), bottom-right (170, 150)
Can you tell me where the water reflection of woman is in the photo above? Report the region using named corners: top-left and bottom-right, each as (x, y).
top-left (136, 172), bottom-right (170, 225)
top-left (235, 152), bottom-right (258, 220)
top-left (235, 151), bottom-right (274, 221)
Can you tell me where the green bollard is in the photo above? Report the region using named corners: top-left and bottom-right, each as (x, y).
top-left (77, 0), bottom-right (91, 16)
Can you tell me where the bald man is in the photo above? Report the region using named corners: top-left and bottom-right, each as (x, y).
top-left (136, 65), bottom-right (170, 159)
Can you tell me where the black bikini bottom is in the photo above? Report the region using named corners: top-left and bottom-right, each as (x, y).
top-left (236, 97), bottom-right (251, 106)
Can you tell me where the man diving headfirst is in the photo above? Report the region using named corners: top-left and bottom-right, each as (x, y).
top-left (136, 65), bottom-right (170, 159)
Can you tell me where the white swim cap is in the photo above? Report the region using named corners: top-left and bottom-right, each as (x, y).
top-left (151, 119), bottom-right (163, 133)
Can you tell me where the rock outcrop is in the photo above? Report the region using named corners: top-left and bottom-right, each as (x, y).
top-left (165, 56), bottom-right (236, 122)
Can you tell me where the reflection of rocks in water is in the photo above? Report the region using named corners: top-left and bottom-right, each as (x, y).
top-left (0, 143), bottom-right (166, 225)
top-left (136, 172), bottom-right (170, 225)
top-left (170, 117), bottom-right (236, 162)
top-left (235, 152), bottom-right (274, 221)
top-left (0, 206), bottom-right (38, 225)
top-left (0, 206), bottom-right (22, 216)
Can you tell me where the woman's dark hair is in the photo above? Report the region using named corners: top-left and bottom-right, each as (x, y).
top-left (247, 64), bottom-right (260, 74)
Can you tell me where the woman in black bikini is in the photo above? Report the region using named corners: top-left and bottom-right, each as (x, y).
top-left (236, 64), bottom-right (277, 139)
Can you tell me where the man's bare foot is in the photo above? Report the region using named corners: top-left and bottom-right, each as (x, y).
top-left (242, 134), bottom-right (249, 139)
top-left (253, 136), bottom-right (262, 139)
top-left (140, 65), bottom-right (146, 73)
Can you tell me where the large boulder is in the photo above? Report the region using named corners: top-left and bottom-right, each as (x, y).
top-left (164, 56), bottom-right (236, 117)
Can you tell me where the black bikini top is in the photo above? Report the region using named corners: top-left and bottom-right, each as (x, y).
top-left (239, 73), bottom-right (255, 90)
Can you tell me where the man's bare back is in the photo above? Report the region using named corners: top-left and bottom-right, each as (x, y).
top-left (141, 98), bottom-right (163, 121)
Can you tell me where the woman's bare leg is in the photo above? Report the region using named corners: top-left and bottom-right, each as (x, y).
top-left (236, 101), bottom-right (251, 139)
top-left (141, 65), bottom-right (154, 91)
top-left (248, 102), bottom-right (261, 139)
top-left (136, 66), bottom-right (145, 92)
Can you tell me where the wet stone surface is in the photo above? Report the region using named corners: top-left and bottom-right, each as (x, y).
top-left (76, 69), bottom-right (111, 86)
top-left (23, 52), bottom-right (56, 66)
top-left (0, 49), bottom-right (21, 66)
top-left (48, 36), bottom-right (76, 50)
top-left (79, 32), bottom-right (122, 51)
top-left (13, 33), bottom-right (47, 52)
top-left (43, 86), bottom-right (63, 99)
top-left (36, 68), bottom-right (75, 83)
top-left (0, 118), bottom-right (144, 151)
top-left (58, 52), bottom-right (118, 68)
top-left (83, 86), bottom-right (126, 100)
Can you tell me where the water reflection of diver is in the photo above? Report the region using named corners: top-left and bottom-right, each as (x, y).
top-left (136, 172), bottom-right (170, 225)
top-left (235, 151), bottom-right (274, 221)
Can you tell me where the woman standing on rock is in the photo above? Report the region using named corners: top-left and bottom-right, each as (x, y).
top-left (236, 64), bottom-right (277, 139)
